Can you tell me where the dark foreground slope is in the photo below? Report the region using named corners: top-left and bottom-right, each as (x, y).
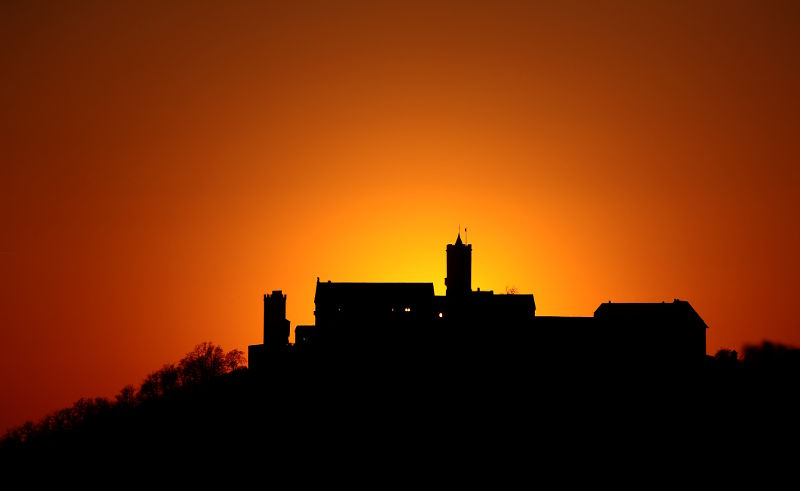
top-left (3, 344), bottom-right (800, 478)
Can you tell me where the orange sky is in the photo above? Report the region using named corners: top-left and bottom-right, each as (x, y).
top-left (2, 1), bottom-right (799, 431)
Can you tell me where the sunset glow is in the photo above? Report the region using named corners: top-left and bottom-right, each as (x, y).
top-left (2, 1), bottom-right (799, 432)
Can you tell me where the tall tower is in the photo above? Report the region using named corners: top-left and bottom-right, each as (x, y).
top-left (445, 233), bottom-right (472, 298)
top-left (264, 290), bottom-right (290, 350)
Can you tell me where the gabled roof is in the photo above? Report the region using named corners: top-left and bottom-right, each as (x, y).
top-left (593, 299), bottom-right (707, 328)
top-left (314, 280), bottom-right (434, 304)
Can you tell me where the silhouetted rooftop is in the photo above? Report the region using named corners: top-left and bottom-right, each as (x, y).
top-left (594, 300), bottom-right (707, 329)
top-left (315, 281), bottom-right (434, 304)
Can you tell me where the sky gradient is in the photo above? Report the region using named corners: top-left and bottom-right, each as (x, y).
top-left (2, 1), bottom-right (800, 431)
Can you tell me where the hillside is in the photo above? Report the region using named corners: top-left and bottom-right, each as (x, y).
top-left (3, 341), bottom-right (800, 472)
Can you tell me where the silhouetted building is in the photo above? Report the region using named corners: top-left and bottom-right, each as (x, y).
top-left (295, 325), bottom-right (314, 350)
top-left (248, 290), bottom-right (290, 370)
top-left (593, 300), bottom-right (708, 368)
top-left (446, 233), bottom-right (471, 298)
top-left (293, 233), bottom-right (535, 354)
top-left (313, 281), bottom-right (435, 354)
top-left (263, 291), bottom-right (290, 349)
top-left (252, 232), bottom-right (709, 370)
top-left (442, 233), bottom-right (535, 340)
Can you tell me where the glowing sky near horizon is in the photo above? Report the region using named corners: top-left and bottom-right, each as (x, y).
top-left (2, 1), bottom-right (800, 431)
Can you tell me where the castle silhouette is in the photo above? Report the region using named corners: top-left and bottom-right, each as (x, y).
top-left (249, 233), bottom-right (707, 370)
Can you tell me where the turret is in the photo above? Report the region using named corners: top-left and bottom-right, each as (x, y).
top-left (264, 290), bottom-right (290, 350)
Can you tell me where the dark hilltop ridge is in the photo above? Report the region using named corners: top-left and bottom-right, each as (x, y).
top-left (4, 235), bottom-right (800, 465)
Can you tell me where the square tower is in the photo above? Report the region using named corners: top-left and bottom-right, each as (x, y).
top-left (445, 233), bottom-right (471, 298)
top-left (264, 290), bottom-right (290, 349)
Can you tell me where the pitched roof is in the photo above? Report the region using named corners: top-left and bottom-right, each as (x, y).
top-left (314, 281), bottom-right (434, 304)
top-left (593, 299), bottom-right (707, 328)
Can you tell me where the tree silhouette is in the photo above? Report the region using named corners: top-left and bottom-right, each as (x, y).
top-left (1, 341), bottom-right (248, 452)
top-left (179, 342), bottom-right (229, 386)
top-left (742, 341), bottom-right (800, 372)
top-left (224, 348), bottom-right (247, 372)
top-left (5, 337), bottom-right (800, 457)
top-left (115, 385), bottom-right (136, 407)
